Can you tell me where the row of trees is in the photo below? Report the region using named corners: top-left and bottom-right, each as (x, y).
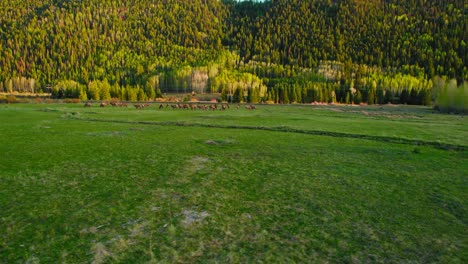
top-left (267, 80), bottom-right (431, 105)
top-left (0, 63), bottom-right (441, 106)
top-left (51, 79), bottom-right (162, 102)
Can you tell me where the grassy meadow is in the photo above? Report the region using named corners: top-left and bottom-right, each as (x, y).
top-left (0, 103), bottom-right (467, 263)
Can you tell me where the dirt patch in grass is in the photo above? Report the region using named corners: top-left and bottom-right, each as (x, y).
top-left (86, 131), bottom-right (125, 137)
top-left (188, 156), bottom-right (210, 172)
top-left (91, 242), bottom-right (112, 264)
top-left (181, 209), bottom-right (210, 227)
top-left (205, 139), bottom-right (236, 145)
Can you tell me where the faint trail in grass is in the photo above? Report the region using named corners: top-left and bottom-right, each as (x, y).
top-left (70, 116), bottom-right (467, 151)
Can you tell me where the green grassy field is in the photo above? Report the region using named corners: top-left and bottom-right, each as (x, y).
top-left (0, 103), bottom-right (467, 263)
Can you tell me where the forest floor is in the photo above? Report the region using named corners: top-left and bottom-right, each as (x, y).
top-left (0, 103), bottom-right (466, 262)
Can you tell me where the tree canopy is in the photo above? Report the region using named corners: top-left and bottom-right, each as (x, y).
top-left (0, 0), bottom-right (466, 105)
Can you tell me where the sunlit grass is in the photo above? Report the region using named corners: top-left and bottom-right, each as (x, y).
top-left (0, 103), bottom-right (466, 262)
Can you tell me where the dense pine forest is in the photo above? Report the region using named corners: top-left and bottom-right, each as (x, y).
top-left (0, 0), bottom-right (466, 107)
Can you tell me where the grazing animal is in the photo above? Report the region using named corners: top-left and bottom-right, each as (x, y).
top-left (134, 104), bottom-right (144, 109)
top-left (100, 102), bottom-right (107, 107)
top-left (245, 105), bottom-right (252, 110)
top-left (250, 105), bottom-right (257, 110)
top-left (159, 104), bottom-right (164, 109)
top-left (110, 101), bottom-right (118, 106)
top-left (84, 102), bottom-right (92, 107)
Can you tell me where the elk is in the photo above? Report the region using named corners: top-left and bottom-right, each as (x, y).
top-left (84, 102), bottom-right (92, 107)
top-left (159, 104), bottom-right (164, 109)
top-left (100, 102), bottom-right (107, 107)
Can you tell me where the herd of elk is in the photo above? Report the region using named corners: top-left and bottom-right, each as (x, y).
top-left (84, 102), bottom-right (127, 107)
top-left (133, 103), bottom-right (150, 109)
top-left (84, 102), bottom-right (257, 110)
top-left (110, 101), bottom-right (128, 107)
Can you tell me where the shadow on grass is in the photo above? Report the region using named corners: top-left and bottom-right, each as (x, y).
top-left (69, 116), bottom-right (467, 152)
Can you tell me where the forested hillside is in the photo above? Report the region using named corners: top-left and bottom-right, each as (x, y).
top-left (226, 0), bottom-right (466, 80)
top-left (0, 0), bottom-right (227, 88)
top-left (0, 0), bottom-right (466, 106)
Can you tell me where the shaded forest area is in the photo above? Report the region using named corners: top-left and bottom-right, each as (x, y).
top-left (0, 0), bottom-right (466, 106)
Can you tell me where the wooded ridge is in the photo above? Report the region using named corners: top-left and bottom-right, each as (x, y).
top-left (0, 0), bottom-right (466, 106)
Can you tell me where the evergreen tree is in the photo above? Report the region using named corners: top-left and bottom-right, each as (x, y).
top-left (419, 89), bottom-right (432, 106)
top-left (376, 89), bottom-right (385, 104)
top-left (400, 89), bottom-right (409, 104)
top-left (384, 90), bottom-right (393, 104)
top-left (409, 89), bottom-right (419, 105)
top-left (354, 90), bottom-right (362, 104)
top-left (367, 88), bottom-right (376, 105)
